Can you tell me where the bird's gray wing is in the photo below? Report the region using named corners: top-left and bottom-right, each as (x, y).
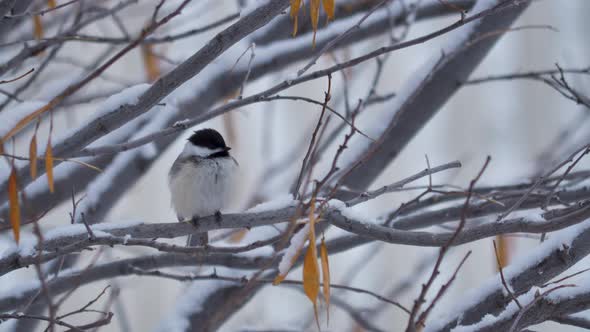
top-left (169, 155), bottom-right (202, 179)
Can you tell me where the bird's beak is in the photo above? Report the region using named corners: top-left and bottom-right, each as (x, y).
top-left (223, 147), bottom-right (231, 151)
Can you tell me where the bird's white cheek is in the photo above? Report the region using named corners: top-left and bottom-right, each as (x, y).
top-left (181, 143), bottom-right (222, 158)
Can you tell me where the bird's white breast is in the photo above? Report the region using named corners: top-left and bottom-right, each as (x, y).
top-left (168, 157), bottom-right (236, 221)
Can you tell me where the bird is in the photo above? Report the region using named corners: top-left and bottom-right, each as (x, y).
top-left (168, 128), bottom-right (237, 246)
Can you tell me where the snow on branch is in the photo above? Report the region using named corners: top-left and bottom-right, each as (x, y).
top-left (426, 218), bottom-right (590, 331)
top-left (1, 197), bottom-right (589, 278)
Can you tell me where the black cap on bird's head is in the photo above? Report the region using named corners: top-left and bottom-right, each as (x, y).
top-left (187, 128), bottom-right (231, 158)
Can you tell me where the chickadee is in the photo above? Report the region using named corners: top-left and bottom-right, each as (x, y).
top-left (168, 128), bottom-right (237, 246)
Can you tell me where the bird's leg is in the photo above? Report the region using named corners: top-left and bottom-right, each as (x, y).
top-left (190, 215), bottom-right (200, 227)
top-left (215, 210), bottom-right (222, 224)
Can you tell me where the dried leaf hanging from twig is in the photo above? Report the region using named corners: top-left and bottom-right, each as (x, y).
top-left (8, 166), bottom-right (21, 244)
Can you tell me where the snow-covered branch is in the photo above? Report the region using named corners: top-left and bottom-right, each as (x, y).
top-left (1, 0), bottom-right (587, 331)
top-left (1, 198), bottom-right (589, 293)
top-left (427, 218), bottom-right (590, 331)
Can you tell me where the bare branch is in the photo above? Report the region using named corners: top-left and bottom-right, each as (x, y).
top-left (346, 160), bottom-right (461, 206)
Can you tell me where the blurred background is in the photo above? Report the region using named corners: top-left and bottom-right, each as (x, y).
top-left (1, 0), bottom-right (589, 331)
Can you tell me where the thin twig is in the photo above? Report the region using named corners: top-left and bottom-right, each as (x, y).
top-left (415, 250), bottom-right (472, 326)
top-left (0, 68), bottom-right (34, 84)
top-left (260, 95), bottom-right (374, 140)
top-left (508, 284), bottom-right (576, 332)
top-left (405, 156), bottom-right (491, 332)
top-left (293, 74), bottom-right (332, 198)
top-left (238, 43), bottom-right (256, 99)
top-left (80, 213), bottom-right (95, 240)
top-left (497, 143), bottom-right (590, 221)
top-left (542, 267), bottom-right (590, 288)
top-left (57, 285), bottom-right (110, 320)
top-left (66, 312), bottom-right (113, 332)
top-left (9, 14), bottom-right (241, 46)
top-left (0, 313), bottom-right (82, 331)
top-left (347, 160), bottom-right (461, 206)
top-left (542, 146), bottom-right (590, 208)
top-left (465, 65), bottom-right (590, 85)
top-left (437, 0), bottom-right (467, 20)
top-left (6, 0), bottom-right (81, 17)
top-left (493, 240), bottom-right (521, 308)
top-left (129, 268), bottom-right (411, 314)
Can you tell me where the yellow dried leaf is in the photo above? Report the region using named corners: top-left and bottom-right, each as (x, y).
top-left (290, 0), bottom-right (302, 17)
top-left (273, 274), bottom-right (286, 285)
top-left (1, 102), bottom-right (55, 143)
top-left (495, 235), bottom-right (510, 269)
top-left (310, 0), bottom-right (321, 48)
top-left (275, 199), bottom-right (319, 286)
top-left (229, 229), bottom-right (248, 243)
top-left (29, 135), bottom-right (37, 179)
top-left (290, 0), bottom-right (302, 36)
top-left (56, 158), bottom-right (102, 173)
top-left (8, 167), bottom-right (21, 244)
top-left (47, 0), bottom-right (56, 9)
top-left (292, 16), bottom-right (298, 37)
top-left (33, 16), bottom-right (43, 40)
top-left (303, 241), bottom-right (320, 330)
top-left (320, 237), bottom-right (330, 324)
top-left (303, 197), bottom-right (320, 329)
top-left (141, 44), bottom-right (160, 82)
top-left (45, 138), bottom-right (54, 193)
top-left (322, 0), bottom-right (335, 21)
